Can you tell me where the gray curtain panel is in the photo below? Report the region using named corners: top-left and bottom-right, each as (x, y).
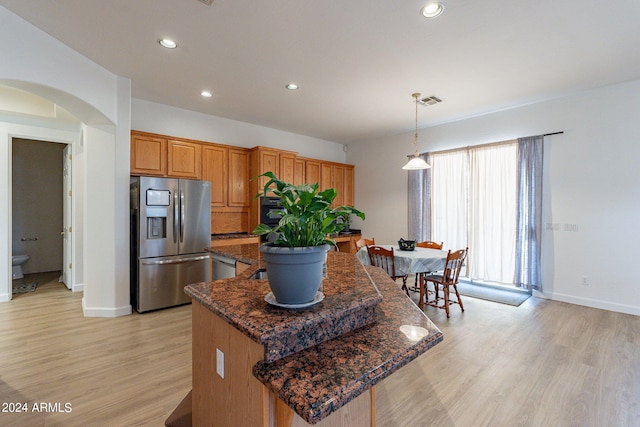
top-left (515, 135), bottom-right (544, 290)
top-left (407, 153), bottom-right (431, 241)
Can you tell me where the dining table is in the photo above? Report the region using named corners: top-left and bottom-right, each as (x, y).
top-left (356, 244), bottom-right (449, 310)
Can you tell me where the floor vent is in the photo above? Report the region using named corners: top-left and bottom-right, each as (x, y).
top-left (418, 95), bottom-right (442, 106)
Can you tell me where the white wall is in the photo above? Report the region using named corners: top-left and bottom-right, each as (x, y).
top-left (132, 99), bottom-right (347, 163)
top-left (0, 6), bottom-right (131, 316)
top-left (347, 79), bottom-right (640, 315)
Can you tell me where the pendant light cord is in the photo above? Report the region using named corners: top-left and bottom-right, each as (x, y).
top-left (413, 92), bottom-right (420, 153)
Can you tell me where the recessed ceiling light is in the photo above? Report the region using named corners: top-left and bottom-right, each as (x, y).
top-left (286, 83), bottom-right (299, 90)
top-left (421, 2), bottom-right (444, 18)
top-left (201, 90), bottom-right (213, 98)
top-left (159, 38), bottom-right (177, 49)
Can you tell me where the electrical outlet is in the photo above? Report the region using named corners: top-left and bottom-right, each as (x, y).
top-left (216, 348), bottom-right (224, 378)
top-left (564, 224), bottom-right (579, 232)
top-left (581, 276), bottom-right (589, 286)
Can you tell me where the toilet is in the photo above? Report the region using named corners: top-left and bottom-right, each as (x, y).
top-left (12, 254), bottom-right (30, 280)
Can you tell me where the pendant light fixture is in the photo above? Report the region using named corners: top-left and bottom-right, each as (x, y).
top-left (402, 93), bottom-right (431, 170)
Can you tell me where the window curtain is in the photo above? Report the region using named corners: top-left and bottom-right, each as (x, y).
top-left (514, 135), bottom-right (544, 290)
top-left (407, 153), bottom-right (431, 241)
top-left (468, 144), bottom-right (517, 284)
top-left (430, 150), bottom-right (469, 253)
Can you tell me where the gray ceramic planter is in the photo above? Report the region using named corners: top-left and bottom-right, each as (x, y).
top-left (260, 243), bottom-right (329, 304)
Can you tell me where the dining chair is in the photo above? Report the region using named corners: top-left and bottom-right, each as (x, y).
top-left (366, 245), bottom-right (409, 295)
top-left (422, 247), bottom-right (467, 318)
top-left (355, 237), bottom-right (375, 250)
top-left (409, 241), bottom-right (444, 292)
top-left (416, 241), bottom-right (443, 249)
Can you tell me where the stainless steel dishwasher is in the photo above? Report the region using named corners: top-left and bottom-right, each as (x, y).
top-left (211, 253), bottom-right (237, 279)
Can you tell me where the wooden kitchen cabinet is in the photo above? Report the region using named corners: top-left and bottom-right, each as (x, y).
top-left (248, 146), bottom-right (298, 231)
top-left (228, 148), bottom-right (249, 207)
top-left (333, 234), bottom-right (362, 254)
top-left (279, 152), bottom-right (296, 185)
top-left (305, 160), bottom-right (321, 186)
top-left (344, 165), bottom-right (355, 206)
top-left (205, 146), bottom-right (250, 234)
top-left (202, 145), bottom-right (228, 207)
top-left (294, 158), bottom-right (305, 185)
top-left (130, 133), bottom-right (167, 176)
top-left (203, 146), bottom-right (249, 208)
top-left (304, 160), bottom-right (355, 207)
top-left (333, 164), bottom-right (345, 207)
top-left (320, 162), bottom-right (333, 191)
top-left (168, 139), bottom-right (202, 179)
top-left (131, 132), bottom-right (355, 235)
top-left (249, 146), bottom-right (281, 196)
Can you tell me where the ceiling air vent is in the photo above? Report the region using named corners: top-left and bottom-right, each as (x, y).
top-left (197, 0), bottom-right (214, 5)
top-left (418, 95), bottom-right (442, 106)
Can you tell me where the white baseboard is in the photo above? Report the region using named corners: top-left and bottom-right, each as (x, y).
top-left (82, 297), bottom-right (132, 317)
top-left (0, 292), bottom-right (10, 302)
top-left (534, 290), bottom-right (640, 316)
top-left (72, 282), bottom-right (84, 292)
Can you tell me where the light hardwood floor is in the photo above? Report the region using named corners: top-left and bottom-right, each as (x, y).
top-left (1, 273), bottom-right (639, 426)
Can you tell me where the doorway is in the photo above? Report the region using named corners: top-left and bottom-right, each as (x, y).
top-left (11, 138), bottom-right (71, 296)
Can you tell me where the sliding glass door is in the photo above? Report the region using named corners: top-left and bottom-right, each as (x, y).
top-left (430, 142), bottom-right (517, 285)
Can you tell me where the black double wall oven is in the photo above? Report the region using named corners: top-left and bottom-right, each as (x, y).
top-left (259, 196), bottom-right (282, 241)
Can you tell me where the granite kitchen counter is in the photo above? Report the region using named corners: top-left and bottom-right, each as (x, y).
top-left (188, 251), bottom-right (384, 362)
top-left (185, 250), bottom-right (443, 425)
top-left (207, 242), bottom-right (261, 265)
top-left (252, 264), bottom-right (443, 423)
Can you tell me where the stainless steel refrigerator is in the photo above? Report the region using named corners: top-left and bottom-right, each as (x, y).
top-left (130, 176), bottom-right (211, 312)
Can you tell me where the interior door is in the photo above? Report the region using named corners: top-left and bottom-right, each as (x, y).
top-left (61, 144), bottom-right (72, 289)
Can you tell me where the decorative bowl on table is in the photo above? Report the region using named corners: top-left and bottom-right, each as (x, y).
top-left (398, 238), bottom-right (416, 251)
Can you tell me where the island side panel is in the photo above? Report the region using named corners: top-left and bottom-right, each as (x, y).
top-left (192, 301), bottom-right (269, 427)
top-left (272, 388), bottom-right (375, 427)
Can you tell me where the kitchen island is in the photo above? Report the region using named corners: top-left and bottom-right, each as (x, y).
top-left (178, 245), bottom-right (443, 426)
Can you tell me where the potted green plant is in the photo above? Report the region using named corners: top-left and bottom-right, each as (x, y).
top-left (253, 171), bottom-right (365, 305)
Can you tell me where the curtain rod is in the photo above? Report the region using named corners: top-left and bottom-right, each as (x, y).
top-left (424, 131), bottom-right (564, 156)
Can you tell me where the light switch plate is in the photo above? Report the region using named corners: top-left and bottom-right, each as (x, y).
top-left (216, 348), bottom-right (224, 378)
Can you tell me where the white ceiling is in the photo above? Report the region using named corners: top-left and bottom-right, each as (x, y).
top-left (2, 0), bottom-right (640, 143)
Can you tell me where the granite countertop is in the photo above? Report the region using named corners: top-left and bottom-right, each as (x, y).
top-left (185, 249), bottom-right (443, 424)
top-left (210, 233), bottom-right (258, 240)
top-left (187, 252), bottom-right (384, 362)
top-left (254, 265), bottom-right (442, 424)
top-left (207, 243), bottom-right (261, 265)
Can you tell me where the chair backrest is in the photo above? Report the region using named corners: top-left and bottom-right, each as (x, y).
top-left (367, 245), bottom-right (396, 278)
top-left (356, 237), bottom-right (376, 250)
top-left (441, 248), bottom-right (467, 285)
top-left (416, 241), bottom-right (443, 250)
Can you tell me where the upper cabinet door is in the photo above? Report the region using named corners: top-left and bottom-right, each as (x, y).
top-left (279, 152), bottom-right (296, 185)
top-left (250, 147), bottom-right (280, 193)
top-left (344, 165), bottom-right (355, 207)
top-left (305, 160), bottom-right (321, 187)
top-left (131, 134), bottom-right (167, 176)
top-left (228, 148), bottom-right (249, 207)
top-left (168, 139), bottom-right (202, 179)
top-left (332, 165), bottom-right (345, 207)
top-left (293, 158), bottom-right (306, 186)
top-left (202, 145), bottom-right (228, 207)
top-left (320, 162), bottom-right (333, 191)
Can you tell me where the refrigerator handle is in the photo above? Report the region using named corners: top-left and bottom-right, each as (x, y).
top-left (173, 190), bottom-right (179, 244)
top-left (180, 189), bottom-right (185, 243)
top-left (140, 254), bottom-right (210, 265)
